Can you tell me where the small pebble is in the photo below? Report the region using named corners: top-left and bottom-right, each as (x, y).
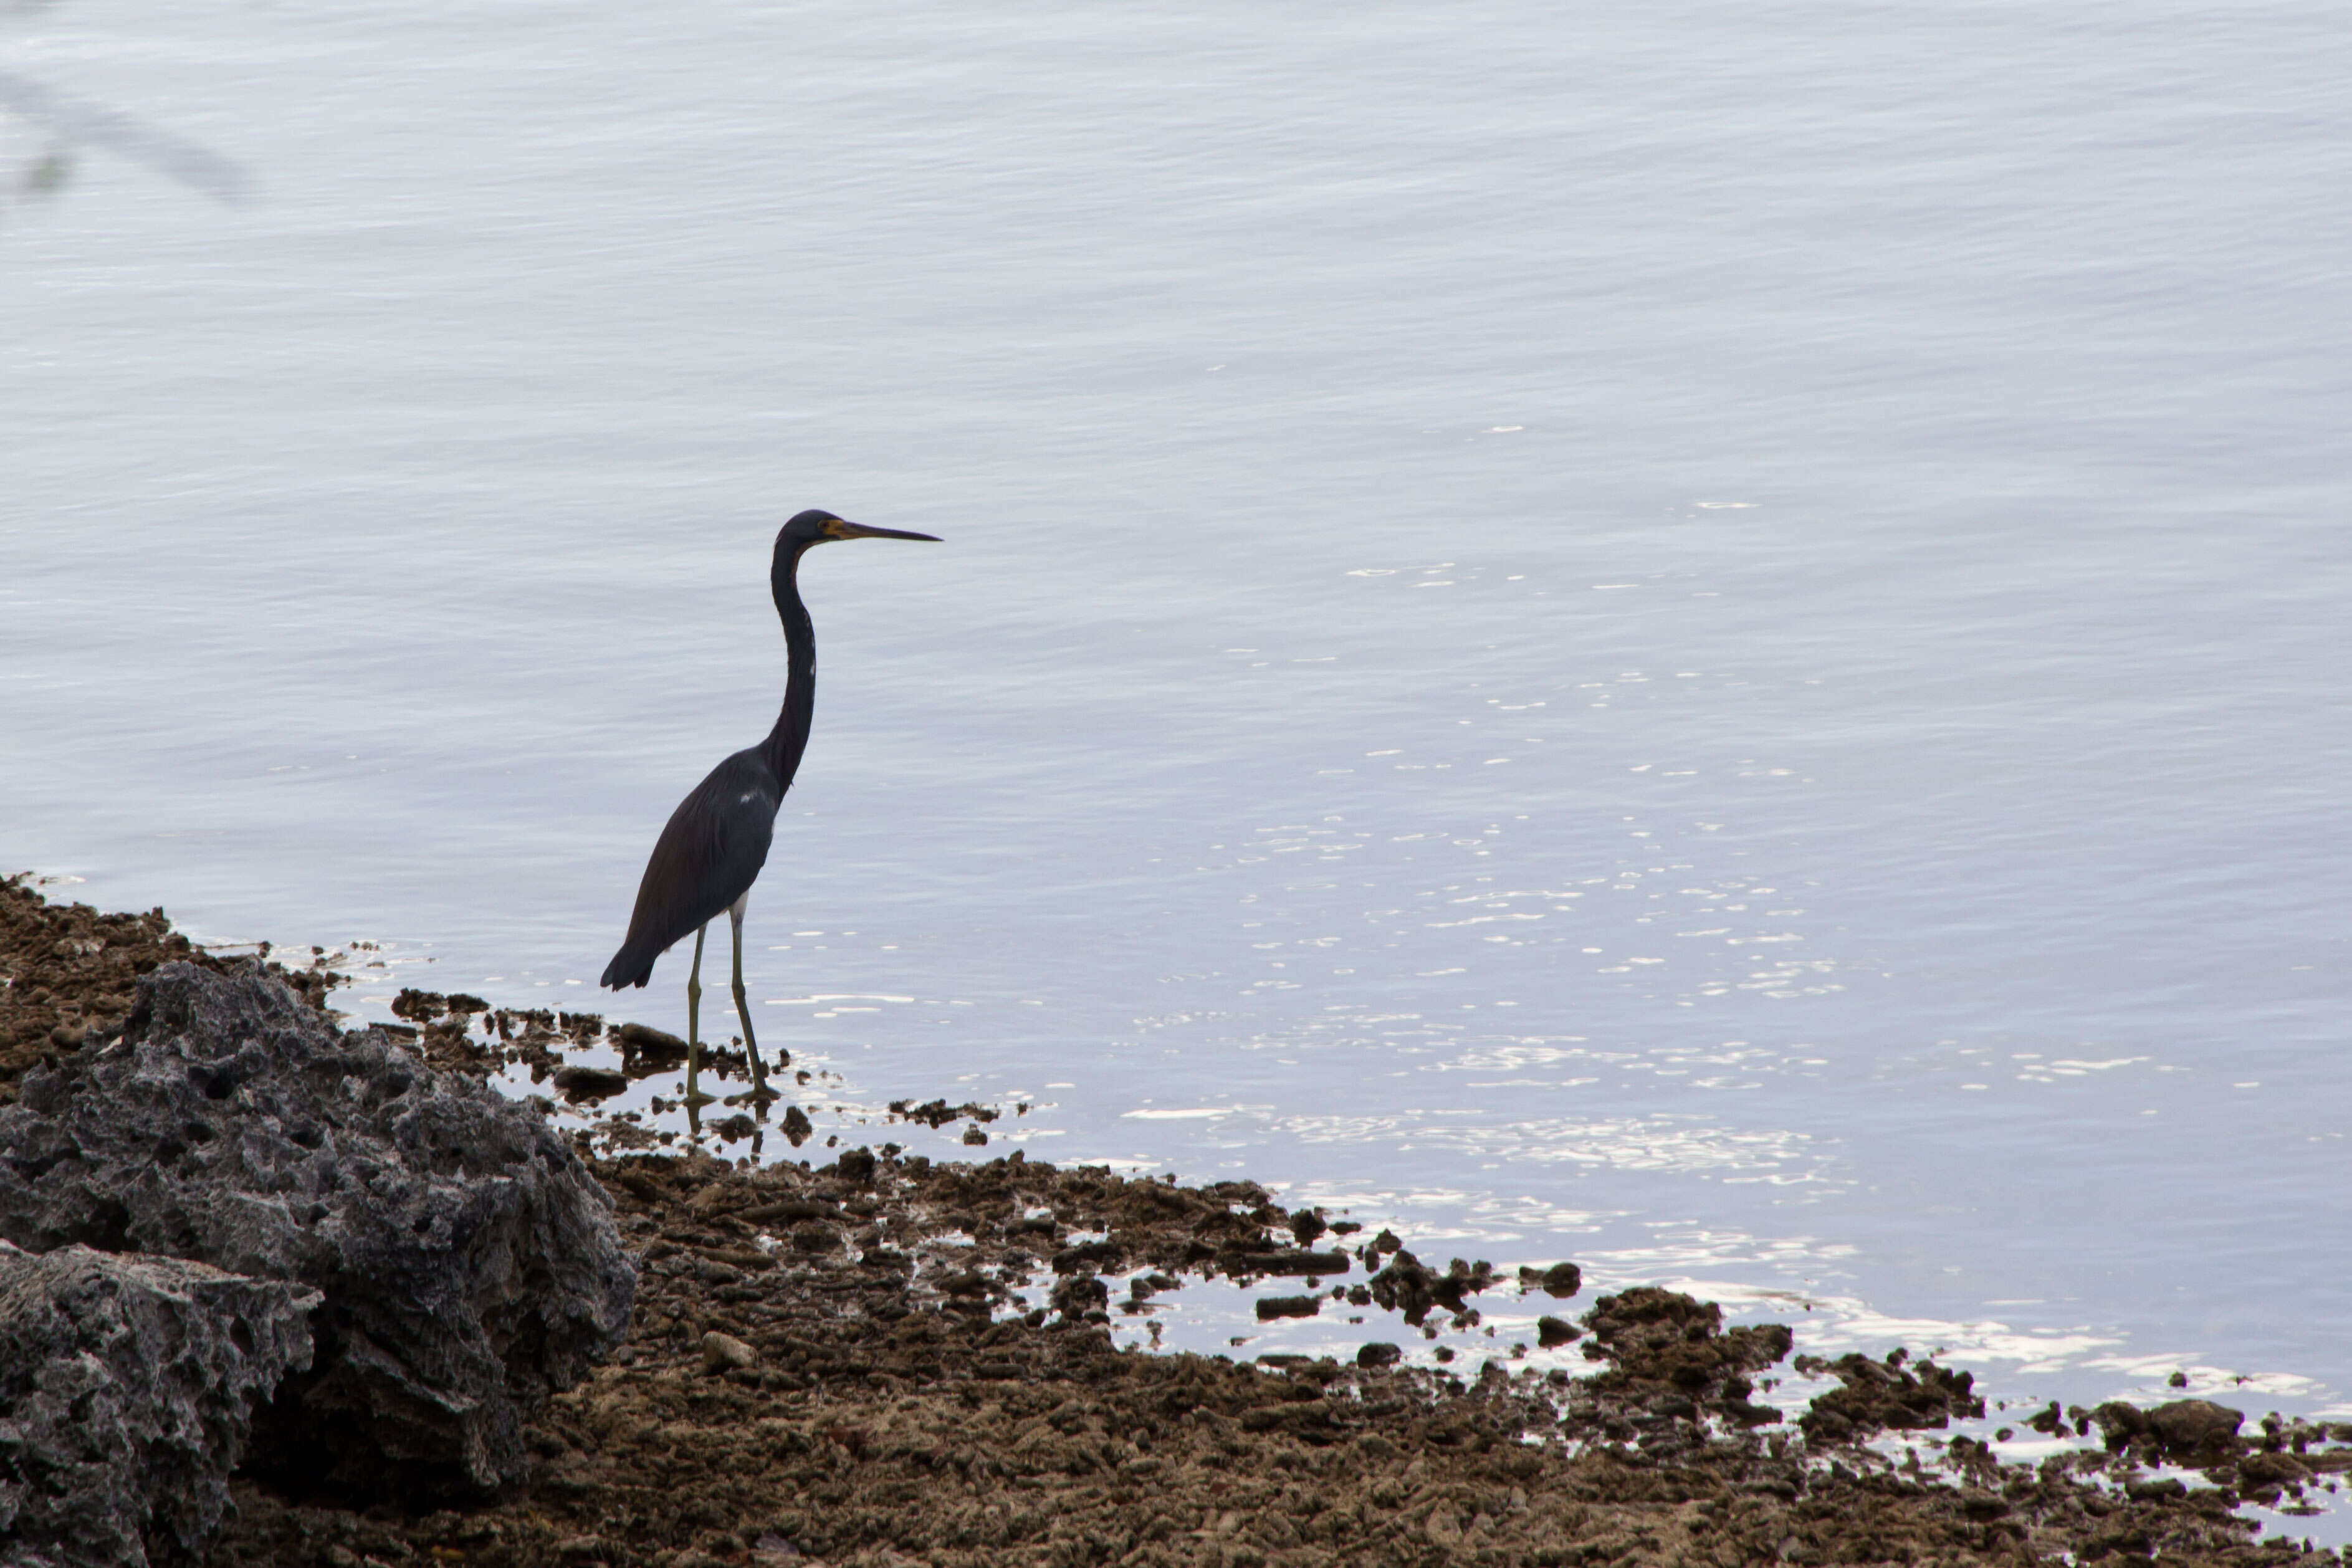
top-left (702, 1331), bottom-right (757, 1373)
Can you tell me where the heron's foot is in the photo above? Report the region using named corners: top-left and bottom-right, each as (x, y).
top-left (684, 1086), bottom-right (720, 1110)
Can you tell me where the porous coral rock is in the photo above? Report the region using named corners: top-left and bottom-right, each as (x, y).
top-left (0, 1241), bottom-right (318, 1567)
top-left (0, 963), bottom-right (634, 1502)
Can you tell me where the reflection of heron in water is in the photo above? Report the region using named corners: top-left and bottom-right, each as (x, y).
top-left (599, 509), bottom-right (939, 1130)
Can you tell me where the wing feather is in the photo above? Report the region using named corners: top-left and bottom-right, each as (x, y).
top-left (598, 750), bottom-right (779, 988)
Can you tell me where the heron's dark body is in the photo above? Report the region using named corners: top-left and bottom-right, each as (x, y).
top-left (599, 748), bottom-right (782, 988)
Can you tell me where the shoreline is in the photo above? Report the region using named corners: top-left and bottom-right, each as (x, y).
top-left (4, 873), bottom-right (2346, 1567)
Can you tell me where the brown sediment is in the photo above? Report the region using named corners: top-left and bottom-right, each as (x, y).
top-left (4, 876), bottom-right (2348, 1566)
top-left (204, 1145), bottom-right (2352, 1568)
top-left (0, 874), bottom-right (337, 1104)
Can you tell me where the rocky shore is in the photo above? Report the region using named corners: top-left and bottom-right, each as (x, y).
top-left (2, 874), bottom-right (2346, 1567)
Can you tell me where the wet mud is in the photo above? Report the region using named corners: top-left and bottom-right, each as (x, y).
top-left (206, 1147), bottom-right (2352, 1568)
top-left (374, 985), bottom-right (1017, 1159)
top-left (6, 875), bottom-right (2351, 1566)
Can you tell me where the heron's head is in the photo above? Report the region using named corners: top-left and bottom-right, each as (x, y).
top-left (778, 509), bottom-right (942, 551)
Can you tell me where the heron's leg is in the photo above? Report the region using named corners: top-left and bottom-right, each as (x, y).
top-left (685, 924), bottom-right (713, 1129)
top-left (729, 899), bottom-right (775, 1101)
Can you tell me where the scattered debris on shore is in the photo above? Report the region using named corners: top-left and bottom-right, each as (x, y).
top-left (4, 874), bottom-right (2348, 1567)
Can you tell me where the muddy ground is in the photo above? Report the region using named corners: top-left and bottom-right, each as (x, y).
top-left (6, 874), bottom-right (2349, 1567)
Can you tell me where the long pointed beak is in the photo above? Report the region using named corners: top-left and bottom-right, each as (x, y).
top-left (831, 521), bottom-right (942, 542)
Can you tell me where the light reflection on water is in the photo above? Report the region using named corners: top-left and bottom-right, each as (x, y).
top-left (1276, 1111), bottom-right (1827, 1182)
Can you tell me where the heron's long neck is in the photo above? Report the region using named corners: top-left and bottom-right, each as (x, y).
top-left (760, 549), bottom-right (816, 789)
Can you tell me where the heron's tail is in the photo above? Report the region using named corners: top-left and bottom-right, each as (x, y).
top-left (598, 945), bottom-right (656, 990)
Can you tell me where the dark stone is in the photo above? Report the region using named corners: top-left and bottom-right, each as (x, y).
top-left (0, 963), bottom-right (634, 1503)
top-left (1357, 1342), bottom-right (1403, 1369)
top-left (2237, 1451), bottom-right (2309, 1487)
top-left (2146, 1399), bottom-right (2247, 1460)
top-left (2091, 1400), bottom-right (2148, 1446)
top-left (389, 988), bottom-right (447, 1021)
top-left (1536, 1314), bottom-right (1581, 1348)
top-left (552, 1064), bottom-right (628, 1102)
top-left (1580, 1288), bottom-right (1794, 1430)
top-left (1806, 1407), bottom-right (1854, 1443)
top-left (615, 1022), bottom-right (689, 1074)
top-left (0, 1240), bottom-right (318, 1567)
top-left (1049, 1272), bottom-right (1107, 1320)
top-left (1229, 1249), bottom-right (1351, 1278)
top-left (1795, 1347), bottom-right (1981, 1444)
top-left (1520, 1261), bottom-right (1582, 1299)
top-left (889, 1097), bottom-right (998, 1129)
top-left (1366, 1251), bottom-right (1498, 1326)
top-left (1255, 1294), bottom-right (1321, 1321)
top-left (1053, 1239), bottom-right (1126, 1274)
top-left (739, 1198), bottom-right (842, 1225)
top-left (2093, 1397), bottom-right (2248, 1463)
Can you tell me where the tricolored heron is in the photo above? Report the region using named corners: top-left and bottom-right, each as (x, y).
top-left (599, 509), bottom-right (939, 1124)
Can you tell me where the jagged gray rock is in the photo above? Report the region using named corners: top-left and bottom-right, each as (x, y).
top-left (0, 962), bottom-right (634, 1502)
top-left (0, 1241), bottom-right (319, 1568)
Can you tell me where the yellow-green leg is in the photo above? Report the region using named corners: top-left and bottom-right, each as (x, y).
top-left (686, 923), bottom-right (712, 1135)
top-left (729, 901), bottom-right (780, 1102)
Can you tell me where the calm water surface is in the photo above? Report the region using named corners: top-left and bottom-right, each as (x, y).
top-left (6, 0), bottom-right (2348, 1481)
